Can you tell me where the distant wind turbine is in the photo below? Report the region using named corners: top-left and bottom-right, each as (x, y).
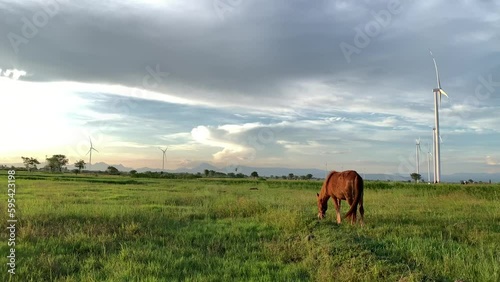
top-left (432, 128), bottom-right (437, 183)
top-left (159, 147), bottom-right (168, 171)
top-left (415, 138), bottom-right (421, 183)
top-left (86, 137), bottom-right (99, 170)
top-left (426, 142), bottom-right (432, 184)
top-left (429, 49), bottom-right (448, 183)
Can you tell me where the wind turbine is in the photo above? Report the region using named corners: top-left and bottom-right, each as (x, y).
top-left (159, 147), bottom-right (168, 171)
top-left (86, 137), bottom-right (99, 170)
top-left (429, 49), bottom-right (448, 183)
top-left (415, 138), bottom-right (421, 183)
top-left (426, 142), bottom-right (432, 184)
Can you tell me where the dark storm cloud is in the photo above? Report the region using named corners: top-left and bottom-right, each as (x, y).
top-left (3, 0), bottom-right (498, 107)
top-left (2, 1), bottom-right (498, 107)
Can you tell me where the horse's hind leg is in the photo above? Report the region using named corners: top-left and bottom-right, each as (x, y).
top-left (359, 197), bottom-right (364, 226)
top-left (346, 197), bottom-right (357, 225)
top-left (351, 206), bottom-right (358, 225)
top-left (332, 197), bottom-right (341, 224)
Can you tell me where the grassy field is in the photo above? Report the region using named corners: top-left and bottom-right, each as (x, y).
top-left (1, 171), bottom-right (499, 281)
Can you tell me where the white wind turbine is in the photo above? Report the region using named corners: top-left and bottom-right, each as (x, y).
top-left (159, 147), bottom-right (168, 171)
top-left (415, 138), bottom-right (421, 183)
top-left (86, 137), bottom-right (99, 170)
top-left (426, 142), bottom-right (433, 184)
top-left (429, 50), bottom-right (448, 183)
top-left (432, 128), bottom-right (437, 183)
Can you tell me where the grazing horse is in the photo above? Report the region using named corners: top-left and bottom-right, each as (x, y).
top-left (316, 170), bottom-right (364, 225)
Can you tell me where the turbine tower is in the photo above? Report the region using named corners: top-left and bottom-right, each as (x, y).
top-left (426, 142), bottom-right (432, 184)
top-left (159, 147), bottom-right (168, 171)
top-left (429, 50), bottom-right (448, 183)
top-left (86, 137), bottom-right (99, 170)
top-left (432, 128), bottom-right (437, 183)
top-left (415, 138), bottom-right (421, 183)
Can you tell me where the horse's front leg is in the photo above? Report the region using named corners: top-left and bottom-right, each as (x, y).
top-left (332, 197), bottom-right (341, 224)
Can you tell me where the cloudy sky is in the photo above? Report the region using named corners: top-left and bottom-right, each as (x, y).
top-left (1, 0), bottom-right (499, 175)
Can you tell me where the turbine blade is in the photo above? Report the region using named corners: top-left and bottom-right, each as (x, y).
top-left (93, 148), bottom-right (99, 153)
top-left (429, 49), bottom-right (440, 89)
top-left (439, 89), bottom-right (448, 98)
top-left (438, 89), bottom-right (448, 106)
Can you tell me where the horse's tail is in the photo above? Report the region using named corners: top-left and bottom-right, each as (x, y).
top-left (344, 173), bottom-right (363, 219)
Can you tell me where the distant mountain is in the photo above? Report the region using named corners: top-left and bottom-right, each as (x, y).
top-left (75, 162), bottom-right (134, 172)
top-left (442, 173), bottom-right (500, 183)
top-left (169, 164), bottom-right (500, 183)
top-left (171, 163), bottom-right (220, 174)
top-left (168, 163), bottom-right (410, 181)
top-left (2, 161), bottom-right (499, 182)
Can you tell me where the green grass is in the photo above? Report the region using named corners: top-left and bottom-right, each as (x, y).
top-left (1, 171), bottom-right (499, 281)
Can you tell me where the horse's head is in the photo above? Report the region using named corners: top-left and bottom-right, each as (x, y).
top-left (317, 193), bottom-right (327, 219)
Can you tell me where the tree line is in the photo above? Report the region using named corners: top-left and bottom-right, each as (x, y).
top-left (19, 155), bottom-right (85, 174)
top-left (11, 156), bottom-right (317, 180)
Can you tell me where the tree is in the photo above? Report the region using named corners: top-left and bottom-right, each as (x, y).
top-left (410, 173), bottom-right (421, 183)
top-left (74, 160), bottom-right (86, 173)
top-left (21, 157), bottom-right (40, 172)
top-left (251, 171), bottom-right (259, 178)
top-left (204, 169), bottom-right (209, 177)
top-left (46, 155), bottom-right (69, 172)
top-left (288, 173), bottom-right (294, 180)
top-left (129, 170), bottom-right (137, 176)
top-left (306, 174), bottom-right (313, 180)
top-left (107, 166), bottom-right (120, 175)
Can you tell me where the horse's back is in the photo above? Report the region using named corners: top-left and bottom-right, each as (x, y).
top-left (326, 170), bottom-right (363, 196)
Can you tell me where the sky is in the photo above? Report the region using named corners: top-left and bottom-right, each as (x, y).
top-left (1, 0), bottom-right (499, 176)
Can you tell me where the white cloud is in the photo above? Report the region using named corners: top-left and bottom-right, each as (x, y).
top-left (486, 156), bottom-right (499, 166)
top-left (190, 125), bottom-right (257, 164)
top-left (1, 68), bottom-right (27, 80)
top-left (454, 31), bottom-right (496, 44)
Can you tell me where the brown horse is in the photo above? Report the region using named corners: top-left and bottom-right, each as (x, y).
top-left (316, 170), bottom-right (364, 225)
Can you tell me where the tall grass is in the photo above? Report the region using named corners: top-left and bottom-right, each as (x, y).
top-left (0, 172), bottom-right (498, 281)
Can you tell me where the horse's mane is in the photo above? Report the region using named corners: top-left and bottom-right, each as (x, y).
top-left (319, 171), bottom-right (337, 200)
